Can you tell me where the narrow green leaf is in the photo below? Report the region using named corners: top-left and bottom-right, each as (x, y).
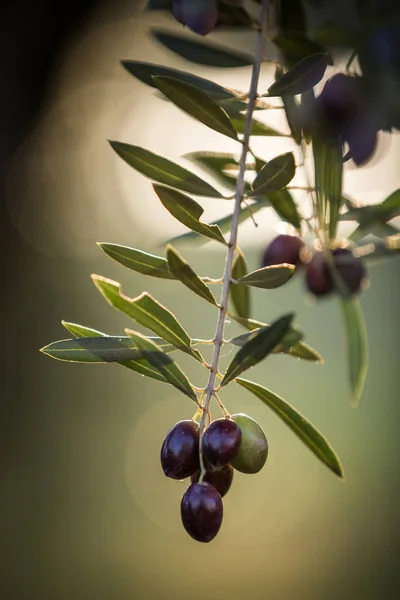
top-left (153, 76), bottom-right (238, 141)
top-left (153, 184), bottom-right (227, 244)
top-left (185, 151), bottom-right (239, 189)
top-left (236, 378), bottom-right (344, 478)
top-left (313, 133), bottom-right (343, 239)
top-left (350, 221), bottom-right (399, 242)
top-left (98, 243), bottom-right (175, 279)
top-left (109, 142), bottom-right (222, 198)
top-left (282, 95), bottom-right (302, 144)
top-left (379, 189), bottom-right (400, 220)
top-left (217, 1), bottom-right (255, 28)
top-left (91, 275), bottom-right (202, 361)
top-left (266, 53), bottom-right (330, 97)
top-left (166, 245), bottom-right (217, 305)
top-left (233, 264), bottom-right (295, 289)
top-left (267, 188), bottom-right (302, 229)
top-left (169, 195), bottom-right (271, 247)
top-left (227, 317), bottom-right (323, 363)
top-left (273, 33), bottom-right (328, 67)
top-left (126, 329), bottom-right (197, 402)
top-left (230, 115), bottom-right (287, 137)
top-left (121, 60), bottom-right (235, 100)
top-left (39, 336), bottom-right (178, 363)
top-left (340, 298), bottom-right (368, 406)
top-left (152, 30), bottom-right (254, 67)
top-left (230, 252), bottom-right (250, 319)
top-left (218, 96), bottom-right (273, 116)
top-left (58, 322), bottom-right (170, 382)
top-left (249, 153), bottom-right (295, 197)
top-left (221, 314), bottom-right (294, 386)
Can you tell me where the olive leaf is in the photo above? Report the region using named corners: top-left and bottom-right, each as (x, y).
top-left (98, 243), bottom-right (175, 279)
top-left (230, 251), bottom-right (250, 319)
top-left (230, 115), bottom-right (288, 137)
top-left (153, 76), bottom-right (239, 141)
top-left (126, 329), bottom-right (198, 402)
top-left (266, 53), bottom-right (331, 97)
top-left (273, 33), bottom-right (328, 68)
top-left (340, 298), bottom-right (368, 406)
top-left (40, 335), bottom-right (176, 364)
top-left (227, 315), bottom-right (323, 363)
top-left (153, 185), bottom-right (227, 244)
top-left (232, 264), bottom-right (295, 289)
top-left (313, 133), bottom-right (343, 239)
top-left (249, 153), bottom-right (295, 197)
top-left (185, 151), bottom-right (239, 189)
top-left (57, 321), bottom-right (172, 383)
top-left (121, 60), bottom-right (235, 100)
top-left (267, 188), bottom-right (302, 230)
top-left (91, 275), bottom-right (202, 362)
top-left (151, 30), bottom-right (254, 67)
top-left (236, 378), bottom-right (344, 478)
top-left (166, 245), bottom-right (217, 306)
top-left (169, 195), bottom-right (271, 247)
top-left (109, 142), bottom-right (223, 198)
top-left (221, 314), bottom-right (294, 386)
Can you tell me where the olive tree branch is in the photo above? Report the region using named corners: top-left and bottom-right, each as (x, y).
top-left (198, 0), bottom-right (269, 480)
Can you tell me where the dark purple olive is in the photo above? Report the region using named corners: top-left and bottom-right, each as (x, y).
top-left (202, 418), bottom-right (242, 467)
top-left (262, 234), bottom-right (304, 269)
top-left (331, 248), bottom-right (367, 294)
top-left (160, 420), bottom-right (200, 480)
top-left (306, 248), bottom-right (366, 297)
top-left (315, 74), bottom-right (379, 165)
top-left (172, 0), bottom-right (184, 24)
top-left (305, 252), bottom-right (332, 297)
top-left (181, 0), bottom-right (219, 36)
top-left (191, 463), bottom-right (234, 498)
top-left (181, 482), bottom-right (223, 543)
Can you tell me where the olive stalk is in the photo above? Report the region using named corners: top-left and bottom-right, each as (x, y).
top-left (198, 0), bottom-right (270, 481)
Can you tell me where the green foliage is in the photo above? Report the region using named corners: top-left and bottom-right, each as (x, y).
top-left (236, 378), bottom-right (344, 478)
top-left (151, 30), bottom-right (254, 67)
top-left (91, 276), bottom-right (202, 362)
top-left (340, 298), bottom-right (368, 406)
top-left (98, 244), bottom-right (175, 279)
top-left (221, 314), bottom-right (294, 386)
top-left (232, 264), bottom-right (295, 289)
top-left (166, 245), bottom-right (217, 305)
top-left (230, 251), bottom-right (250, 319)
top-left (153, 76), bottom-right (239, 140)
top-left (126, 329), bottom-right (198, 401)
top-left (266, 53), bottom-right (331, 97)
top-left (122, 61), bottom-right (235, 100)
top-left (249, 153), bottom-right (295, 196)
top-left (153, 185), bottom-right (227, 243)
top-left (109, 142), bottom-right (223, 198)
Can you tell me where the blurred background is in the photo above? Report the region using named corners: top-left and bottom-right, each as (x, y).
top-left (2, 1), bottom-right (400, 599)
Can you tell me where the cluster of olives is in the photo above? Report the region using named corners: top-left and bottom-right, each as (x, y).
top-left (172, 0), bottom-right (244, 36)
top-left (160, 414), bottom-right (268, 542)
top-left (262, 234), bottom-right (367, 297)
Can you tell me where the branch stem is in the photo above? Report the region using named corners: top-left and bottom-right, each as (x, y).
top-left (198, 0), bottom-right (269, 481)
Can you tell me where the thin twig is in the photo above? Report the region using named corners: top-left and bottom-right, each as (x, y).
top-left (198, 0), bottom-right (269, 481)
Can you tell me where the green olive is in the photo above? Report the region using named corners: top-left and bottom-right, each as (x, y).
top-left (231, 414), bottom-right (268, 474)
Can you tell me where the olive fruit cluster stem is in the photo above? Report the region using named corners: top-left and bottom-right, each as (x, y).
top-left (197, 0), bottom-right (269, 480)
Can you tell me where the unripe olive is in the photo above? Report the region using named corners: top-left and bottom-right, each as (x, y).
top-left (231, 414), bottom-right (269, 474)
